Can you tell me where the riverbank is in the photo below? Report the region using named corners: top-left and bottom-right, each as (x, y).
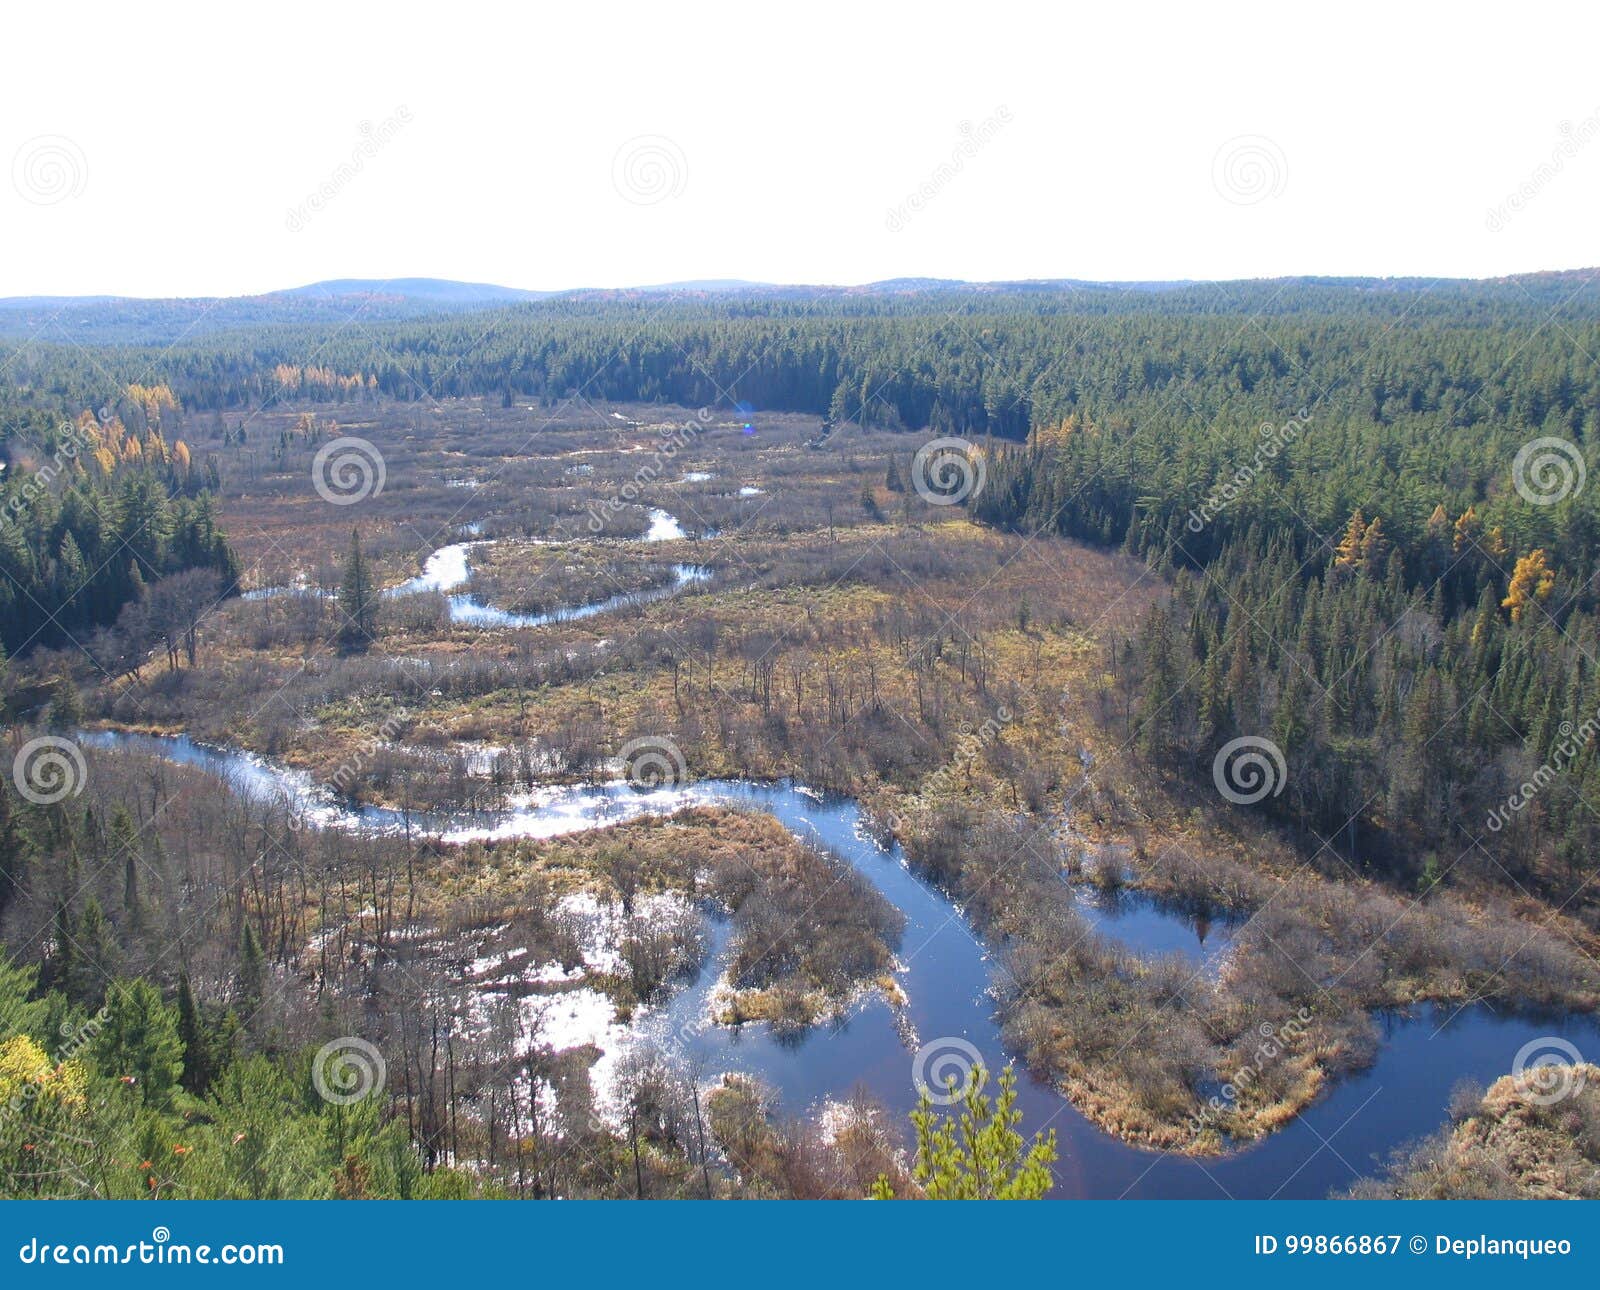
top-left (65, 725), bottom-right (1600, 1196)
top-left (897, 799), bottom-right (1600, 1158)
top-left (1348, 1062), bottom-right (1600, 1198)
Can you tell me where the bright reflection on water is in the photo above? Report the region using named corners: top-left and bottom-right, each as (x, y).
top-left (252, 509), bottom-right (707, 627)
top-left (75, 729), bottom-right (1600, 1197)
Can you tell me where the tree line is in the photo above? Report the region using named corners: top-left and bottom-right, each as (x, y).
top-left (0, 399), bottom-right (239, 660)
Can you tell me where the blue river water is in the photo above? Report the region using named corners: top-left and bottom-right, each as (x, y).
top-left (77, 730), bottom-right (1600, 1197)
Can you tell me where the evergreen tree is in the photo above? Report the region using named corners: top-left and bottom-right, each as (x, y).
top-left (176, 971), bottom-right (219, 1095)
top-left (95, 978), bottom-right (183, 1107)
top-left (237, 922), bottom-right (265, 1020)
top-left (0, 786), bottom-right (28, 921)
top-left (338, 528), bottom-right (377, 649)
top-left (871, 1064), bottom-right (1057, 1199)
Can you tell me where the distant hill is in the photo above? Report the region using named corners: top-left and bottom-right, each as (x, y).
top-left (0, 277), bottom-right (560, 345)
top-left (634, 279), bottom-right (766, 293)
top-left (277, 277), bottom-right (555, 304)
top-left (0, 295), bottom-right (128, 308)
top-left (1, 270), bottom-right (1595, 345)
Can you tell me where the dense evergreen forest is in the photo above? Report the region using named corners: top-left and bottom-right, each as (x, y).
top-left (959, 281), bottom-right (1600, 902)
top-left (6, 272), bottom-right (1599, 437)
top-left (0, 390), bottom-right (239, 660)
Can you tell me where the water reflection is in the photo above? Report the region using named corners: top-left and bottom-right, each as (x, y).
top-left (77, 730), bottom-right (1600, 1198)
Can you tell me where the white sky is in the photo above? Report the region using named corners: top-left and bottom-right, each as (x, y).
top-left (2, 0), bottom-right (1597, 297)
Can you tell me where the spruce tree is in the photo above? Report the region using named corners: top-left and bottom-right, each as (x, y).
top-left (176, 971), bottom-right (214, 1095)
top-left (338, 527), bottom-right (376, 649)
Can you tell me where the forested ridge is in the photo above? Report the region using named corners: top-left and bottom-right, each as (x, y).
top-left (965, 295), bottom-right (1600, 902)
top-left (6, 273), bottom-right (1599, 437)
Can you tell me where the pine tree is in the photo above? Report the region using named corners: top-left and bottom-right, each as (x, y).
top-left (338, 528), bottom-right (377, 649)
top-left (46, 676), bottom-right (84, 730)
top-left (112, 807), bottom-right (143, 935)
top-left (870, 1064), bottom-right (1056, 1199)
top-left (237, 922), bottom-right (265, 1020)
top-left (1359, 515), bottom-right (1388, 571)
top-left (0, 786), bottom-right (28, 921)
top-left (74, 897), bottom-right (119, 1003)
top-left (860, 482), bottom-right (881, 520)
top-left (95, 978), bottom-right (183, 1107)
top-left (1135, 605), bottom-right (1182, 758)
top-left (176, 971), bottom-right (216, 1095)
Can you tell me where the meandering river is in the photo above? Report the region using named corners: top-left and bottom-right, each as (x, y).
top-left (78, 729), bottom-right (1600, 1198)
top-left (251, 507), bottom-right (704, 628)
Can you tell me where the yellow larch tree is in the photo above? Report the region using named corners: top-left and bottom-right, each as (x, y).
top-left (1502, 549), bottom-right (1556, 623)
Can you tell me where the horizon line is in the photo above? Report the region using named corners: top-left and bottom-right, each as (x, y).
top-left (4, 265), bottom-right (1599, 305)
